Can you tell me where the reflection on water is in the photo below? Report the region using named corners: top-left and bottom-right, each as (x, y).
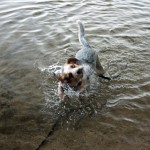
top-left (0, 0), bottom-right (150, 149)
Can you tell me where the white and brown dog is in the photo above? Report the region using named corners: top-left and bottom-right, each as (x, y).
top-left (54, 21), bottom-right (110, 101)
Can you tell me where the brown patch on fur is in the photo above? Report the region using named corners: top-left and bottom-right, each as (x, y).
top-left (60, 73), bottom-right (74, 83)
top-left (67, 57), bottom-right (78, 64)
top-left (57, 75), bottom-right (64, 82)
top-left (60, 72), bottom-right (82, 86)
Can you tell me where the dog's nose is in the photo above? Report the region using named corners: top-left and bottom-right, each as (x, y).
top-left (77, 68), bottom-right (83, 74)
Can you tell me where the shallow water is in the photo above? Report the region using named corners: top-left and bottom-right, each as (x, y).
top-left (0, 0), bottom-right (150, 150)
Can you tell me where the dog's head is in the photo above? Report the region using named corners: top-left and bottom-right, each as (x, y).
top-left (54, 57), bottom-right (83, 87)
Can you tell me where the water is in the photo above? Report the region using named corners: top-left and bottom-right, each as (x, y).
top-left (0, 0), bottom-right (150, 150)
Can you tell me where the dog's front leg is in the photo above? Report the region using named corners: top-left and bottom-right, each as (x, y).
top-left (58, 85), bottom-right (64, 100)
top-left (78, 81), bottom-right (87, 101)
top-left (58, 84), bottom-right (69, 101)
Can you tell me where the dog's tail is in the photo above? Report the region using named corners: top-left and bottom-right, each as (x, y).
top-left (77, 20), bottom-right (91, 48)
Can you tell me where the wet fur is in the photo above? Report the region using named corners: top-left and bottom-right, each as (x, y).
top-left (55, 21), bottom-right (110, 101)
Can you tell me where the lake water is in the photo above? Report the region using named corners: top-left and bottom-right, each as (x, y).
top-left (0, 0), bottom-right (150, 150)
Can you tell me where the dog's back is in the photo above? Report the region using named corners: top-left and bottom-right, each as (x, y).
top-left (75, 21), bottom-right (107, 78)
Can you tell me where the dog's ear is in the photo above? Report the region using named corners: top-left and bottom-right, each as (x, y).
top-left (67, 57), bottom-right (78, 64)
top-left (53, 70), bottom-right (63, 81)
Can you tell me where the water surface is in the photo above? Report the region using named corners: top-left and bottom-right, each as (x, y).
top-left (0, 0), bottom-right (150, 150)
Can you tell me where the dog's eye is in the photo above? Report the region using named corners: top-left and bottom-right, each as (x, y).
top-left (77, 68), bottom-right (83, 74)
top-left (70, 65), bottom-right (75, 68)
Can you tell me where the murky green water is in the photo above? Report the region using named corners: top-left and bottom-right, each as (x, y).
top-left (0, 0), bottom-right (150, 150)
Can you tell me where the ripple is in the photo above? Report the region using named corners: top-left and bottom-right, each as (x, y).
top-left (0, 0), bottom-right (150, 149)
top-left (107, 92), bottom-right (150, 107)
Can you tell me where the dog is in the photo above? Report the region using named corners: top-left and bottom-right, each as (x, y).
top-left (54, 21), bottom-right (110, 101)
